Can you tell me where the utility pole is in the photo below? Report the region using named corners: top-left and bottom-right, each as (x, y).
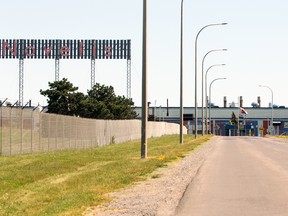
top-left (141, 0), bottom-right (148, 159)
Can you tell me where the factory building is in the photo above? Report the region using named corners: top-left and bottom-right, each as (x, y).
top-left (134, 97), bottom-right (288, 136)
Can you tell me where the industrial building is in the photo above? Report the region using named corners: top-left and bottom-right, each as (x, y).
top-left (134, 97), bottom-right (288, 136)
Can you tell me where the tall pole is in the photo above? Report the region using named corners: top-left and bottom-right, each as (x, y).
top-left (55, 59), bottom-right (60, 81)
top-left (194, 23), bottom-right (227, 138)
top-left (141, 0), bottom-right (148, 159)
top-left (91, 59), bottom-right (96, 88)
top-left (179, 0), bottom-right (184, 144)
top-left (205, 64), bottom-right (225, 134)
top-left (127, 59), bottom-right (132, 98)
top-left (209, 78), bottom-right (227, 134)
top-left (237, 96), bottom-right (240, 136)
top-left (19, 59), bottom-right (24, 106)
top-left (201, 49), bottom-right (227, 135)
top-left (259, 85), bottom-right (274, 135)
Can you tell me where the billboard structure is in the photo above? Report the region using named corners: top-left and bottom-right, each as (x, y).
top-left (0, 39), bottom-right (131, 105)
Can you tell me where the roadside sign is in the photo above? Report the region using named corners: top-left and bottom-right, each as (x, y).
top-left (268, 126), bottom-right (274, 133)
top-left (259, 125), bottom-right (264, 132)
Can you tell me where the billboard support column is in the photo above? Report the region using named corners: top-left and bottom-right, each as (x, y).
top-left (91, 59), bottom-right (95, 88)
top-left (127, 59), bottom-right (131, 98)
top-left (19, 59), bottom-right (24, 106)
top-left (55, 59), bottom-right (60, 81)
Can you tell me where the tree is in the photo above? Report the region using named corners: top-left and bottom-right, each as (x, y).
top-left (230, 111), bottom-right (238, 125)
top-left (85, 83), bottom-right (137, 119)
top-left (40, 78), bottom-right (85, 116)
top-left (40, 79), bottom-right (137, 119)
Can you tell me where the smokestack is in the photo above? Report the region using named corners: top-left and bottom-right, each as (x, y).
top-left (240, 96), bottom-right (243, 107)
top-left (166, 98), bottom-right (169, 116)
top-left (257, 96), bottom-right (261, 107)
top-left (224, 96), bottom-right (227, 108)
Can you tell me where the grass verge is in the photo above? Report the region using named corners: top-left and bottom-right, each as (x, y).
top-left (0, 134), bottom-right (211, 216)
top-left (277, 135), bottom-right (288, 139)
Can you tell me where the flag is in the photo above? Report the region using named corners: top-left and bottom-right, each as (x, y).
top-left (240, 107), bottom-right (248, 115)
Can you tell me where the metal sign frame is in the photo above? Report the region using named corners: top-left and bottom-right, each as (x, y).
top-left (0, 39), bottom-right (132, 105)
top-left (0, 39), bottom-right (131, 60)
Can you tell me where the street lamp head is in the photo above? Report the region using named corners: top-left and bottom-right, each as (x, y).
top-left (221, 23), bottom-right (228, 25)
top-left (222, 49), bottom-right (228, 51)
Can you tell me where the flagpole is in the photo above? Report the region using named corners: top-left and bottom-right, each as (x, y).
top-left (237, 97), bottom-right (240, 136)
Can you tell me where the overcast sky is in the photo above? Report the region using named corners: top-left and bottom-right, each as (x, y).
top-left (0, 0), bottom-right (287, 108)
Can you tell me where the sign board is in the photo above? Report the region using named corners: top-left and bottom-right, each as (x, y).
top-left (0, 39), bottom-right (131, 60)
top-left (268, 125), bottom-right (274, 133)
top-left (259, 125), bottom-right (264, 132)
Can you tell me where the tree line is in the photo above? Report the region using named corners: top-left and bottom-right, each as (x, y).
top-left (40, 78), bottom-right (137, 120)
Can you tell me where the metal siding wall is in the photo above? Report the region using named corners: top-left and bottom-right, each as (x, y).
top-left (124, 40), bottom-right (127, 59)
top-left (117, 40), bottom-right (119, 59)
top-left (120, 40), bottom-right (123, 59)
top-left (127, 40), bottom-right (131, 60)
top-left (0, 39), bottom-right (131, 60)
top-left (113, 40), bottom-right (116, 59)
top-left (22, 40), bottom-right (26, 59)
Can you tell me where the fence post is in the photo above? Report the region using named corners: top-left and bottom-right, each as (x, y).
top-left (55, 115), bottom-right (58, 150)
top-left (30, 110), bottom-right (33, 153)
top-left (0, 106), bottom-right (2, 156)
top-left (0, 99), bottom-right (8, 156)
top-left (31, 105), bottom-right (40, 153)
top-left (48, 114), bottom-right (50, 151)
top-left (39, 112), bottom-right (41, 152)
top-left (9, 107), bottom-right (12, 156)
top-left (20, 109), bottom-right (23, 154)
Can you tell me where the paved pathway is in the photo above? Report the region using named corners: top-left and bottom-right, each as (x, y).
top-left (176, 136), bottom-right (288, 216)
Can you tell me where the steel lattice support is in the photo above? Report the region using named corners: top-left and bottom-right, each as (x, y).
top-left (91, 59), bottom-right (96, 88)
top-left (55, 59), bottom-right (60, 81)
top-left (127, 59), bottom-right (131, 98)
top-left (19, 59), bottom-right (24, 106)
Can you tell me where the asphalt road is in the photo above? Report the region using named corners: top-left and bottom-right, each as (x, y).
top-left (175, 136), bottom-right (288, 216)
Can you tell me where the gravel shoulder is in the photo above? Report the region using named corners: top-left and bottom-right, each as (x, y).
top-left (84, 137), bottom-right (217, 216)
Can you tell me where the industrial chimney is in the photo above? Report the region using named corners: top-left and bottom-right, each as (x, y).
top-left (224, 96), bottom-right (227, 108)
top-left (257, 96), bottom-right (261, 107)
top-left (240, 96), bottom-right (243, 107)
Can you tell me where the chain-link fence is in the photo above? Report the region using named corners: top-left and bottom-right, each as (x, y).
top-left (0, 107), bottom-right (185, 156)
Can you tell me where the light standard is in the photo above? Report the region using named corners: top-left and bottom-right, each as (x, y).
top-left (209, 78), bottom-right (227, 134)
top-left (194, 23), bottom-right (227, 138)
top-left (141, 0), bottom-right (148, 159)
top-left (259, 85), bottom-right (274, 135)
top-left (179, 0), bottom-right (184, 144)
top-left (205, 64), bottom-right (225, 134)
top-left (201, 49), bottom-right (227, 135)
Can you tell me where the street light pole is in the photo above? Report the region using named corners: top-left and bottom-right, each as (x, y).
top-left (205, 64), bottom-right (225, 134)
top-left (209, 78), bottom-right (227, 134)
top-left (201, 49), bottom-right (227, 135)
top-left (141, 0), bottom-right (148, 159)
top-left (259, 85), bottom-right (274, 135)
top-left (194, 23), bottom-right (227, 138)
top-left (180, 0), bottom-right (184, 144)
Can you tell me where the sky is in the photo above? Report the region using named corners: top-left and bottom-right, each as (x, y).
top-left (0, 0), bottom-right (288, 109)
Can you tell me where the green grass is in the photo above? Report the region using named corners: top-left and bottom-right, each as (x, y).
top-left (0, 134), bottom-right (211, 216)
top-left (277, 135), bottom-right (288, 139)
